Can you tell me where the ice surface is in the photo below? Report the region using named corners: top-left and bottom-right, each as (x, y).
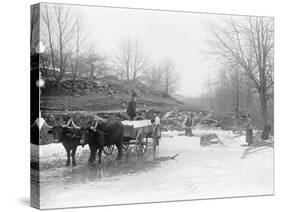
top-left (37, 129), bottom-right (273, 209)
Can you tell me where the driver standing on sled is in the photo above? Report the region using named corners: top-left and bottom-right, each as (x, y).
top-left (127, 92), bottom-right (137, 120)
top-left (183, 112), bottom-right (193, 136)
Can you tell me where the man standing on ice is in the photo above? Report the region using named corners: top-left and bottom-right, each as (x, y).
top-left (183, 112), bottom-right (193, 136)
top-left (152, 112), bottom-right (161, 149)
top-left (246, 113), bottom-right (254, 146)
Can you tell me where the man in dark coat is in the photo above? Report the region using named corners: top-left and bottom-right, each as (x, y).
top-left (127, 93), bottom-right (137, 120)
top-left (246, 113), bottom-right (254, 146)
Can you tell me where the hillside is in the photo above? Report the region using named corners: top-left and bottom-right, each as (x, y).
top-left (40, 78), bottom-right (268, 135)
top-left (40, 78), bottom-right (183, 113)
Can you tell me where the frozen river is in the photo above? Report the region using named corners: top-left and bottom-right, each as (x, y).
top-left (35, 129), bottom-right (274, 209)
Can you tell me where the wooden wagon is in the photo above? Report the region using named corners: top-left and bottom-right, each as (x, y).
top-left (103, 120), bottom-right (157, 156)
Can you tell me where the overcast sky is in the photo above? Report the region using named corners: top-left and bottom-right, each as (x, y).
top-left (43, 4), bottom-right (226, 97)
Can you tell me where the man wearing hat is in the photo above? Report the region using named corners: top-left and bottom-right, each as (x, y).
top-left (127, 92), bottom-right (137, 120)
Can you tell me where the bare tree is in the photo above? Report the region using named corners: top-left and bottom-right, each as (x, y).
top-left (41, 5), bottom-right (76, 88)
top-left (130, 40), bottom-right (148, 80)
top-left (113, 38), bottom-right (131, 80)
top-left (113, 38), bottom-right (148, 81)
top-left (202, 63), bottom-right (255, 116)
top-left (226, 63), bottom-right (243, 117)
top-left (41, 5), bottom-right (56, 81)
top-left (143, 63), bottom-right (163, 93)
top-left (30, 5), bottom-right (40, 71)
top-left (30, 5), bottom-right (39, 53)
top-left (86, 45), bottom-right (108, 79)
top-left (206, 16), bottom-right (274, 139)
top-left (70, 16), bottom-right (89, 92)
top-left (161, 58), bottom-right (179, 96)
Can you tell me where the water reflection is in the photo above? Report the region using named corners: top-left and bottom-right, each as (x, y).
top-left (41, 148), bottom-right (163, 187)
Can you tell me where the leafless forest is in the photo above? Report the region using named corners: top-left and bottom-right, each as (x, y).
top-left (31, 4), bottom-right (273, 140)
top-left (202, 17), bottom-right (274, 138)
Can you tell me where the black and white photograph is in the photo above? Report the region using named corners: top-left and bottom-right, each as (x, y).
top-left (30, 2), bottom-right (274, 210)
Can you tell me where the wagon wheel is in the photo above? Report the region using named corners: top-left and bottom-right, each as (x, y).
top-left (135, 130), bottom-right (148, 156)
top-left (122, 142), bottom-right (130, 151)
top-left (103, 145), bottom-right (115, 155)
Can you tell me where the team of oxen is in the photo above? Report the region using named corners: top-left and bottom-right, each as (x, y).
top-left (46, 120), bottom-right (124, 167)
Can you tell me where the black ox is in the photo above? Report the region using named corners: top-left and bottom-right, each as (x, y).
top-left (80, 121), bottom-right (124, 165)
top-left (48, 126), bottom-right (84, 167)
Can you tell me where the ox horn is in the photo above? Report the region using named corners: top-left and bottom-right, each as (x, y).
top-left (31, 117), bottom-right (53, 129)
top-left (61, 119), bottom-right (71, 127)
top-left (90, 121), bottom-right (98, 131)
top-left (71, 120), bottom-right (81, 129)
top-left (90, 126), bottom-right (96, 131)
top-left (44, 120), bottom-right (53, 129)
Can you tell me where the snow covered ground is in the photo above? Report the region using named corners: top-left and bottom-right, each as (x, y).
top-left (36, 129), bottom-right (274, 209)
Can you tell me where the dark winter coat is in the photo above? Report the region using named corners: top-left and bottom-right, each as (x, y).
top-left (127, 99), bottom-right (136, 118)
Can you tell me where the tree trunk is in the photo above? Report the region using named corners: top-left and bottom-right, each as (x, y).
top-left (126, 70), bottom-right (130, 81)
top-left (89, 63), bottom-right (95, 79)
top-left (72, 75), bottom-right (76, 93)
top-left (55, 78), bottom-right (61, 91)
top-left (236, 77), bottom-right (239, 118)
top-left (165, 84), bottom-right (169, 96)
top-left (246, 83), bottom-right (252, 111)
top-left (260, 89), bottom-right (271, 139)
top-left (71, 65), bottom-right (76, 93)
